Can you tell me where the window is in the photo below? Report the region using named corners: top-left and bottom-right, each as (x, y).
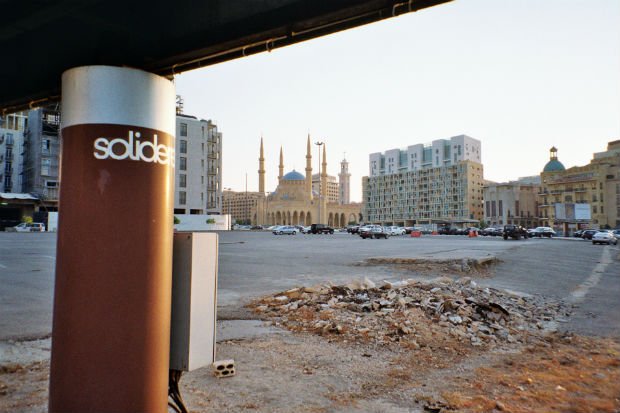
top-left (41, 158), bottom-right (52, 175)
top-left (498, 200), bottom-right (503, 217)
top-left (180, 157), bottom-right (187, 171)
top-left (42, 139), bottom-right (51, 154)
top-left (180, 123), bottom-right (188, 137)
top-left (180, 140), bottom-right (187, 154)
top-left (179, 191), bottom-right (186, 205)
top-left (179, 174), bottom-right (186, 188)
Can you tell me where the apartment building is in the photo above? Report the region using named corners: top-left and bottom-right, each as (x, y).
top-left (483, 178), bottom-right (540, 228)
top-left (363, 135), bottom-right (484, 227)
top-left (222, 190), bottom-right (265, 224)
top-left (22, 107), bottom-right (61, 202)
top-left (539, 143), bottom-right (620, 233)
top-left (311, 173), bottom-right (339, 203)
top-left (174, 114), bottom-right (223, 215)
top-left (0, 111), bottom-right (27, 193)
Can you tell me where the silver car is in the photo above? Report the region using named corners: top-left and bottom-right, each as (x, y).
top-left (273, 225), bottom-right (298, 235)
top-left (592, 230), bottom-right (618, 245)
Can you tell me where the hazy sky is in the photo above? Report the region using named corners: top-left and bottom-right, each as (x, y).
top-left (175, 0), bottom-right (620, 202)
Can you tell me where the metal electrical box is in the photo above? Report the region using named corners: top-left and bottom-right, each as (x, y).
top-left (170, 232), bottom-right (218, 371)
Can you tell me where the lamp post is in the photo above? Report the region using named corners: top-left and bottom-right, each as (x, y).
top-left (314, 141), bottom-right (324, 224)
top-left (244, 172), bottom-right (249, 225)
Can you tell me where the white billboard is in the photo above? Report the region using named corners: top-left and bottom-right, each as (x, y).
top-left (554, 203), bottom-right (591, 221)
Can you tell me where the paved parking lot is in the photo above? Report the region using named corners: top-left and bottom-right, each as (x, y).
top-left (1, 231), bottom-right (618, 340)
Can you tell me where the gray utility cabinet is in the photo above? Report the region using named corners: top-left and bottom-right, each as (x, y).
top-left (170, 232), bottom-right (218, 371)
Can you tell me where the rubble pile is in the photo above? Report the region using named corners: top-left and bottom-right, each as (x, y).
top-left (250, 277), bottom-right (570, 349)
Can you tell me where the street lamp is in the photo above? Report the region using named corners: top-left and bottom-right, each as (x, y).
top-left (314, 141), bottom-right (324, 224)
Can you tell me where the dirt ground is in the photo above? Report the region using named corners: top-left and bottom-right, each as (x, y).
top-left (1, 331), bottom-right (619, 413)
top-left (1, 267), bottom-right (619, 413)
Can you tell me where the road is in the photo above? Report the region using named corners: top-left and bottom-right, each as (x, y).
top-left (0, 231), bottom-right (618, 340)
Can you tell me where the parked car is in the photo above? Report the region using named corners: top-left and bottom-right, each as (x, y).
top-left (503, 224), bottom-right (528, 240)
top-left (530, 227), bottom-right (556, 238)
top-left (613, 229), bottom-right (620, 238)
top-left (273, 225), bottom-right (298, 235)
top-left (309, 224), bottom-right (334, 234)
top-left (581, 229), bottom-right (598, 240)
top-left (591, 230), bottom-right (618, 245)
top-left (347, 225), bottom-right (360, 234)
top-left (386, 226), bottom-right (406, 235)
top-left (301, 226), bottom-right (311, 234)
top-left (12, 222), bottom-right (45, 232)
top-left (438, 226), bottom-right (455, 235)
top-left (359, 225), bottom-right (390, 239)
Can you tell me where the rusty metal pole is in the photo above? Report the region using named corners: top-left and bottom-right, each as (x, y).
top-left (49, 66), bottom-right (175, 413)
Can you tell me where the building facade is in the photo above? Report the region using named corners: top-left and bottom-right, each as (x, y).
top-left (0, 111), bottom-right (27, 193)
top-left (363, 135), bottom-right (484, 227)
top-left (222, 190), bottom-right (264, 224)
top-left (252, 137), bottom-right (361, 227)
top-left (538, 143), bottom-right (620, 234)
top-left (483, 178), bottom-right (540, 228)
top-left (22, 107), bottom-right (61, 203)
top-left (173, 114), bottom-right (223, 215)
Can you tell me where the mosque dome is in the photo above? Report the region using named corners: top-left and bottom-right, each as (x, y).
top-left (282, 170), bottom-right (305, 181)
top-left (543, 146), bottom-right (565, 172)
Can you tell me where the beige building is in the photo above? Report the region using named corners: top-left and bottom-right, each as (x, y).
top-left (222, 190), bottom-right (264, 224)
top-left (538, 142), bottom-right (620, 234)
top-left (253, 137), bottom-right (361, 227)
top-left (312, 173), bottom-right (338, 203)
top-left (363, 136), bottom-right (484, 227)
top-left (483, 178), bottom-right (540, 228)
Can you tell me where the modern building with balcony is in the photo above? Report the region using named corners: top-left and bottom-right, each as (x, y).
top-left (174, 113), bottom-right (223, 215)
top-left (363, 135), bottom-right (484, 227)
top-left (538, 143), bottom-right (620, 234)
top-left (22, 107), bottom-right (61, 204)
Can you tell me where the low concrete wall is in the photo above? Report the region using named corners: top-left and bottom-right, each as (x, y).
top-left (174, 214), bottom-right (230, 231)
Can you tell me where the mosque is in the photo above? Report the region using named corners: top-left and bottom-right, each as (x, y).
top-left (254, 136), bottom-right (361, 227)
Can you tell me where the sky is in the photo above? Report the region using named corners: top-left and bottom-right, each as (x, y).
top-left (175, 0), bottom-right (620, 202)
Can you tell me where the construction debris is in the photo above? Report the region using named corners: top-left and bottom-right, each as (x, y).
top-left (250, 277), bottom-right (571, 349)
top-left (212, 359), bottom-right (236, 378)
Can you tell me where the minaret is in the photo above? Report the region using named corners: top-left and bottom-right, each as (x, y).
top-left (338, 154), bottom-right (351, 205)
top-left (321, 144), bottom-right (328, 225)
top-left (305, 134), bottom-right (313, 199)
top-left (258, 137), bottom-right (265, 193)
top-left (278, 146), bottom-right (284, 182)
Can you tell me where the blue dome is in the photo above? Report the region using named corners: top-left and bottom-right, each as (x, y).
top-left (543, 159), bottom-right (565, 172)
top-left (282, 170), bottom-right (305, 181)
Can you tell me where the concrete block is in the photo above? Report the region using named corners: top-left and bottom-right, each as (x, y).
top-left (213, 359), bottom-right (235, 378)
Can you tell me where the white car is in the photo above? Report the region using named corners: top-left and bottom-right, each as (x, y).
top-left (386, 226), bottom-right (406, 235)
top-left (592, 230), bottom-right (618, 245)
top-left (12, 222), bottom-right (45, 232)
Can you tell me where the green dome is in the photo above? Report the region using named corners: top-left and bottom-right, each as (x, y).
top-left (543, 159), bottom-right (565, 172)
